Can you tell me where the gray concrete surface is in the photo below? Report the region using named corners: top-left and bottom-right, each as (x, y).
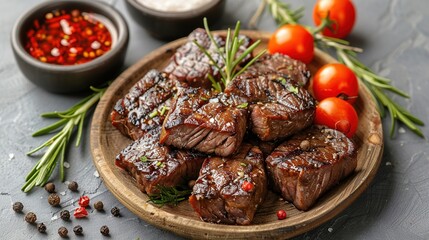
top-left (1, 0), bottom-right (428, 239)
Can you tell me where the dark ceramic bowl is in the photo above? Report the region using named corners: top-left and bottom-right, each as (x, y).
top-left (125, 0), bottom-right (225, 40)
top-left (11, 0), bottom-right (129, 94)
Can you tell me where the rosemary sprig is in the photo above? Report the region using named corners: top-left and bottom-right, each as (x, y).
top-left (22, 86), bottom-right (106, 192)
top-left (148, 185), bottom-right (192, 207)
top-left (194, 18), bottom-right (266, 92)
top-left (249, 0), bottom-right (304, 27)
top-left (255, 0), bottom-right (424, 137)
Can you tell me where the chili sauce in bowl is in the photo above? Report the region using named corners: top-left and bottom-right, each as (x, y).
top-left (25, 9), bottom-right (116, 66)
top-left (11, 0), bottom-right (129, 94)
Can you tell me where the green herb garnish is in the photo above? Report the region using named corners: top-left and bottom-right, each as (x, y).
top-left (22, 86), bottom-right (106, 192)
top-left (252, 0), bottom-right (424, 137)
top-left (140, 156), bottom-right (148, 162)
top-left (237, 102), bottom-right (249, 109)
top-left (148, 185), bottom-right (192, 207)
top-left (288, 85), bottom-right (299, 94)
top-left (149, 109), bottom-right (158, 118)
top-left (159, 106), bottom-right (169, 116)
top-left (240, 162), bottom-right (247, 167)
top-left (194, 18), bottom-right (266, 92)
top-left (277, 77), bottom-right (287, 85)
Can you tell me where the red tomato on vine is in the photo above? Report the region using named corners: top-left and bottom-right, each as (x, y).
top-left (268, 24), bottom-right (314, 64)
top-left (313, 0), bottom-right (356, 39)
top-left (314, 97), bottom-right (358, 138)
top-left (312, 63), bottom-right (359, 104)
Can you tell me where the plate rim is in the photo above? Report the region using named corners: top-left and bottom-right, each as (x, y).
top-left (90, 30), bottom-right (384, 239)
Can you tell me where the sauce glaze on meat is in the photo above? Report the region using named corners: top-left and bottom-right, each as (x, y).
top-left (265, 125), bottom-right (357, 211)
top-left (115, 127), bottom-right (206, 195)
top-left (189, 143), bottom-right (267, 225)
top-left (160, 87), bottom-right (248, 157)
top-left (111, 70), bottom-right (179, 140)
top-left (226, 56), bottom-right (316, 141)
top-left (246, 53), bottom-right (311, 87)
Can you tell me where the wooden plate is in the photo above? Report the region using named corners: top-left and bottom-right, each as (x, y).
top-left (90, 31), bottom-right (383, 239)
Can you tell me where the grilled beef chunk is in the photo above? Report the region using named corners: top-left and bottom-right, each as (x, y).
top-left (189, 144), bottom-right (267, 225)
top-left (163, 28), bottom-right (253, 88)
top-left (160, 87), bottom-right (248, 157)
top-left (226, 69), bottom-right (315, 141)
top-left (265, 126), bottom-right (357, 211)
top-left (111, 70), bottom-right (179, 140)
top-left (163, 28), bottom-right (224, 88)
top-left (246, 53), bottom-right (311, 87)
top-left (115, 127), bottom-right (206, 195)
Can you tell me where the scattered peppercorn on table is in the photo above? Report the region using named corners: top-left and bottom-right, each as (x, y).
top-left (1, 0), bottom-right (428, 239)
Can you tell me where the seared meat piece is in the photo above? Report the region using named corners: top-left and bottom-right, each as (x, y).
top-left (111, 70), bottom-right (179, 140)
top-left (246, 53), bottom-right (311, 87)
top-left (265, 126), bottom-right (357, 211)
top-left (160, 87), bottom-right (248, 157)
top-left (115, 128), bottom-right (206, 195)
top-left (189, 144), bottom-right (267, 225)
top-left (226, 70), bottom-right (315, 141)
top-left (163, 28), bottom-right (253, 88)
top-left (163, 28), bottom-right (224, 88)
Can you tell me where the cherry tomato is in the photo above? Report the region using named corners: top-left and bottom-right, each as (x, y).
top-left (312, 63), bottom-right (358, 104)
top-left (314, 97), bottom-right (358, 138)
top-left (313, 0), bottom-right (356, 39)
top-left (268, 24), bottom-right (314, 64)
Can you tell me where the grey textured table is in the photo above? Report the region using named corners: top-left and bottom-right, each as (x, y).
top-left (1, 0), bottom-right (428, 239)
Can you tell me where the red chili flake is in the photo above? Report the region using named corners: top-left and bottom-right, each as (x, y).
top-left (24, 9), bottom-right (112, 66)
top-left (33, 19), bottom-right (40, 29)
top-left (74, 207), bottom-right (88, 218)
top-left (277, 209), bottom-right (287, 220)
top-left (78, 196), bottom-right (90, 207)
top-left (241, 181), bottom-right (254, 192)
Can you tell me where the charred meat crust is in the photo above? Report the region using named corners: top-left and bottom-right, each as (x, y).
top-left (189, 144), bottom-right (267, 225)
top-left (115, 127), bottom-right (206, 195)
top-left (163, 28), bottom-right (253, 88)
top-left (226, 67), bottom-right (316, 141)
top-left (111, 70), bottom-right (180, 140)
top-left (160, 87), bottom-right (248, 157)
top-left (246, 53), bottom-right (311, 88)
top-left (163, 28), bottom-right (223, 88)
top-left (265, 125), bottom-right (357, 211)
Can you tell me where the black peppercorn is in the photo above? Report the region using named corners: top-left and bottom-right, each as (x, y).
top-left (110, 206), bottom-right (120, 217)
top-left (25, 212), bottom-right (37, 224)
top-left (58, 227), bottom-right (68, 238)
top-left (44, 182), bottom-right (55, 193)
top-left (60, 210), bottom-right (70, 221)
top-left (100, 225), bottom-right (109, 236)
top-left (68, 181), bottom-right (78, 192)
top-left (73, 225), bottom-right (83, 235)
top-left (13, 202), bottom-right (23, 213)
top-left (48, 193), bottom-right (61, 206)
top-left (37, 223), bottom-right (47, 233)
top-left (94, 201), bottom-right (104, 211)
top-left (299, 140), bottom-right (311, 151)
